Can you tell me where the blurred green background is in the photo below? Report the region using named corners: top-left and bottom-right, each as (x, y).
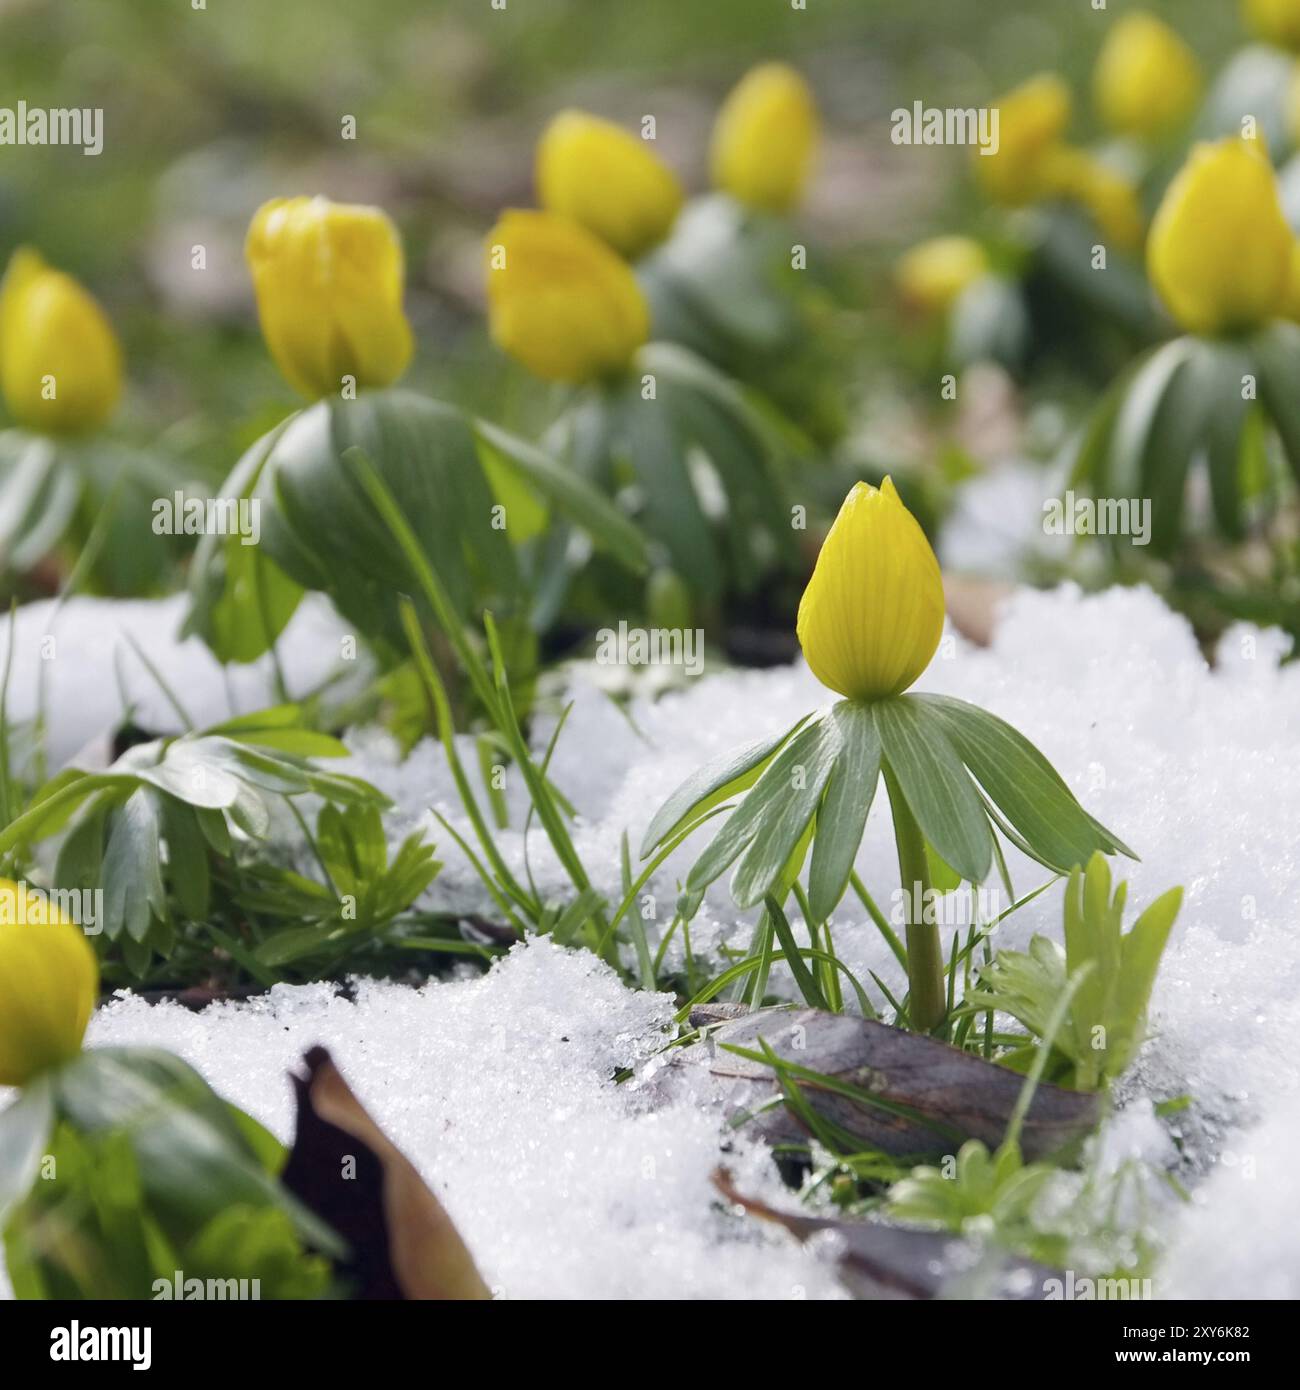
top-left (0, 0), bottom-right (1236, 481)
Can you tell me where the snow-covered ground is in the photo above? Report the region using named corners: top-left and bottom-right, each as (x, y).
top-left (2, 582), bottom-right (1298, 1298)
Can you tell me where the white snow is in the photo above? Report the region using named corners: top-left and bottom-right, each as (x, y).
top-left (3, 581), bottom-right (1299, 1297)
top-left (0, 592), bottom-right (367, 769)
top-left (84, 939), bottom-right (847, 1301)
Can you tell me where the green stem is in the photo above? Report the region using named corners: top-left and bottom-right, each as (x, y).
top-left (883, 763), bottom-right (945, 1033)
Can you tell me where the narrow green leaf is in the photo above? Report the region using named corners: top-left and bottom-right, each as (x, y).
top-left (873, 697), bottom-right (991, 885)
top-left (685, 713), bottom-right (836, 900)
top-left (640, 716), bottom-right (807, 857)
top-left (914, 694), bottom-right (1135, 870)
top-left (474, 419), bottom-right (649, 574)
top-left (806, 702), bottom-right (880, 923)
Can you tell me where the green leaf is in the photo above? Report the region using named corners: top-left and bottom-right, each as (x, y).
top-left (195, 806), bottom-right (232, 856)
top-left (101, 787), bottom-right (167, 943)
top-left (621, 381), bottom-right (724, 599)
top-left (1110, 884), bottom-right (1182, 1071)
top-left (474, 419), bottom-right (649, 574)
top-left (686, 713), bottom-right (837, 903)
top-left (763, 895), bottom-right (829, 1010)
top-left (1142, 339), bottom-right (1216, 555)
top-left (640, 716), bottom-right (807, 856)
top-left (247, 392), bottom-right (514, 649)
top-left (806, 702), bottom-right (880, 923)
top-left (874, 697), bottom-right (991, 885)
top-left (1202, 344), bottom-right (1253, 540)
top-left (1103, 337), bottom-right (1194, 501)
top-left (54, 794), bottom-right (109, 895)
top-left (133, 740), bottom-right (244, 810)
top-left (913, 694), bottom-right (1134, 871)
top-left (0, 772), bottom-right (130, 856)
top-left (53, 1049), bottom-right (342, 1257)
top-left (182, 422), bottom-right (304, 664)
top-left (1254, 319), bottom-right (1300, 489)
top-left (159, 798), bottom-right (210, 922)
top-left (0, 1076), bottom-right (54, 1219)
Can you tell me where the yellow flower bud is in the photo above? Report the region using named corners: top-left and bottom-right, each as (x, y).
top-left (895, 236), bottom-right (989, 314)
top-left (1147, 137), bottom-right (1292, 334)
top-left (0, 248), bottom-right (122, 436)
top-left (1051, 150), bottom-right (1145, 252)
top-left (536, 110), bottom-right (684, 258)
top-left (484, 209), bottom-right (649, 383)
top-left (796, 478), bottom-right (945, 701)
top-left (976, 73), bottom-right (1073, 205)
top-left (246, 195), bottom-right (414, 400)
top-left (0, 879), bottom-right (97, 1087)
top-left (710, 63), bottom-right (820, 213)
top-left (1093, 12), bottom-right (1202, 138)
top-left (1243, 0), bottom-right (1300, 51)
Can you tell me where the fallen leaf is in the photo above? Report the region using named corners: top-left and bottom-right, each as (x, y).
top-left (281, 1046), bottom-right (490, 1300)
top-left (713, 1168), bottom-right (1057, 1300)
top-left (669, 1006), bottom-right (1098, 1162)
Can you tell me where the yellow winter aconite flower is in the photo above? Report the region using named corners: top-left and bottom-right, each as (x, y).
top-left (1093, 12), bottom-right (1202, 138)
top-left (246, 195), bottom-right (414, 400)
top-left (484, 209), bottom-right (649, 383)
top-left (977, 73), bottom-right (1073, 205)
top-left (0, 879), bottom-right (97, 1087)
top-left (1243, 0), bottom-right (1300, 51)
top-left (895, 236), bottom-right (989, 313)
top-left (711, 63), bottom-right (820, 213)
top-left (1055, 151), bottom-right (1146, 251)
top-left (1147, 137), bottom-right (1292, 335)
top-left (0, 248), bottom-right (122, 435)
top-left (537, 110), bottom-right (683, 258)
top-left (797, 478), bottom-right (945, 702)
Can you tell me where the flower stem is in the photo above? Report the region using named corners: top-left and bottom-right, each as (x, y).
top-left (883, 763), bottom-right (945, 1033)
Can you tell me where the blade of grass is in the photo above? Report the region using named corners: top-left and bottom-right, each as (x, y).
top-left (764, 893), bottom-right (829, 1010)
top-left (400, 600), bottom-right (535, 922)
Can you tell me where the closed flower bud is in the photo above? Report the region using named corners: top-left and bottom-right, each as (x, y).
top-left (976, 73), bottom-right (1073, 206)
top-left (1147, 137), bottom-right (1292, 334)
top-left (0, 248), bottom-right (122, 435)
top-left (1093, 12), bottom-right (1202, 138)
top-left (797, 478), bottom-right (945, 701)
top-left (537, 110), bottom-right (683, 258)
top-left (895, 236), bottom-right (989, 313)
top-left (246, 195), bottom-right (414, 400)
top-left (1243, 0), bottom-right (1300, 51)
top-left (711, 63), bottom-right (820, 213)
top-left (484, 209), bottom-right (649, 383)
top-left (1052, 150), bottom-right (1146, 252)
top-left (0, 879), bottom-right (97, 1087)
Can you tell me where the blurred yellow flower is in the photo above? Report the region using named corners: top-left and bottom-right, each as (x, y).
top-left (895, 236), bottom-right (989, 313)
top-left (976, 73), bottom-right (1073, 205)
top-left (246, 195), bottom-right (413, 400)
top-left (711, 63), bottom-right (820, 213)
top-left (537, 110), bottom-right (683, 258)
top-left (1243, 0), bottom-right (1300, 51)
top-left (0, 248), bottom-right (122, 435)
top-left (1093, 12), bottom-right (1202, 138)
top-left (1054, 150), bottom-right (1146, 251)
top-left (0, 879), bottom-right (97, 1087)
top-left (485, 210), bottom-right (649, 383)
top-left (1147, 137), bottom-right (1292, 334)
top-left (796, 478), bottom-right (945, 701)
